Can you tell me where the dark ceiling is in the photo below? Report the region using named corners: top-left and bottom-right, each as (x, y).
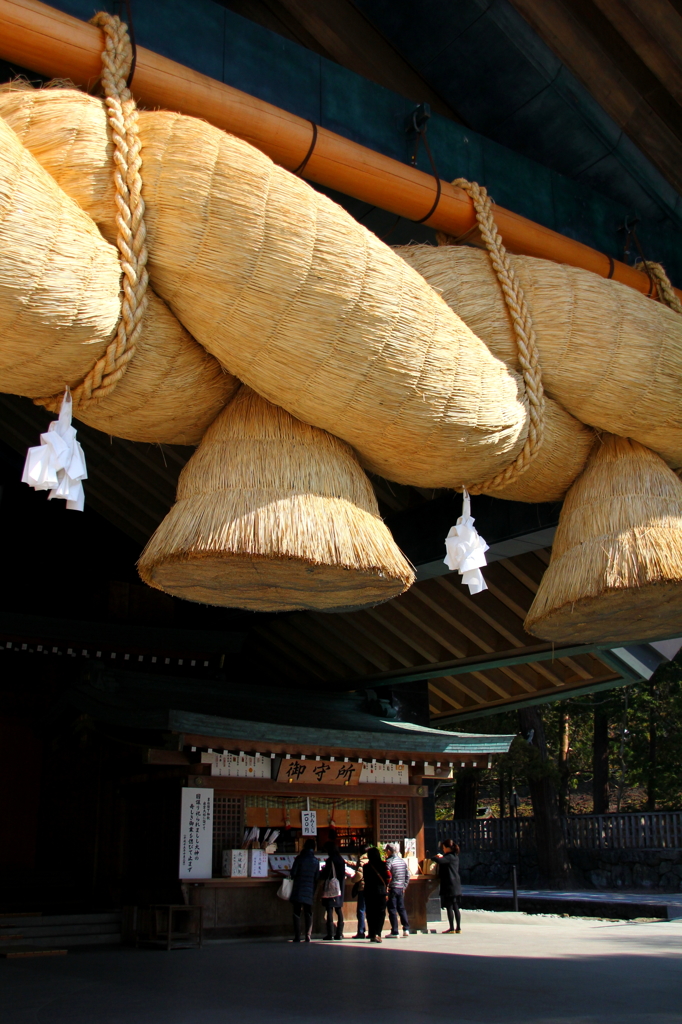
top-left (218, 0), bottom-right (682, 233)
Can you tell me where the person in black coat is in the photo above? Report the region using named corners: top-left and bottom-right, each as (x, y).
top-left (289, 838), bottom-right (320, 942)
top-left (363, 846), bottom-right (390, 943)
top-left (436, 838), bottom-right (462, 933)
top-left (319, 841), bottom-right (347, 940)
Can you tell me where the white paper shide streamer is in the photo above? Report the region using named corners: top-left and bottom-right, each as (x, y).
top-left (22, 390), bottom-right (87, 511)
top-left (443, 489), bottom-right (488, 594)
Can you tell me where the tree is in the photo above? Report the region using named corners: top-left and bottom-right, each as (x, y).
top-left (558, 709), bottom-right (570, 815)
top-left (440, 652), bottom-right (682, 831)
top-left (592, 701), bottom-right (610, 814)
top-left (646, 679), bottom-right (657, 812)
top-left (517, 706), bottom-right (570, 884)
top-left (621, 656), bottom-right (682, 810)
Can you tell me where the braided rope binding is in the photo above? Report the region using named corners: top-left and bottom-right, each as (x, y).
top-left (633, 260), bottom-right (682, 481)
top-left (440, 179), bottom-right (545, 495)
top-left (39, 12), bottom-right (148, 412)
top-left (636, 260), bottom-right (682, 316)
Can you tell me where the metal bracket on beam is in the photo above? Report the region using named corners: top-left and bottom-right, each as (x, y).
top-left (405, 102), bottom-right (431, 139)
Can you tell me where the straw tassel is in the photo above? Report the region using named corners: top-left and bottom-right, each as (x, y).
top-left (526, 434), bottom-right (682, 643)
top-left (22, 390), bottom-right (87, 511)
top-left (138, 387), bottom-right (415, 612)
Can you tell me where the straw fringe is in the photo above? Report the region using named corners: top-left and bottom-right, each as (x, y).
top-left (141, 494), bottom-right (408, 577)
top-left (139, 388), bottom-right (415, 611)
top-left (525, 434), bottom-right (682, 642)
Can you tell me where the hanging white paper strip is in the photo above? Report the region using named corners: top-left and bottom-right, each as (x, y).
top-left (21, 390), bottom-right (87, 511)
top-left (443, 489), bottom-right (489, 594)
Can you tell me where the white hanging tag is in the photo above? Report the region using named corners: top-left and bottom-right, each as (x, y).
top-left (443, 488), bottom-right (488, 594)
top-left (22, 390), bottom-right (87, 511)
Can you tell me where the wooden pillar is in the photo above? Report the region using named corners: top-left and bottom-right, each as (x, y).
top-left (422, 781), bottom-right (438, 858)
top-left (454, 769), bottom-right (480, 819)
top-left (410, 796), bottom-right (425, 860)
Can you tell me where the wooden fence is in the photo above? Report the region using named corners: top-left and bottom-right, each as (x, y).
top-left (438, 817), bottom-right (535, 851)
top-left (438, 811), bottom-right (682, 851)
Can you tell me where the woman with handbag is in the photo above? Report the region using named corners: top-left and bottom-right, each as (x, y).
top-left (364, 846), bottom-right (391, 943)
top-left (319, 841), bottom-right (347, 940)
top-left (289, 838), bottom-right (320, 942)
top-left (436, 838), bottom-right (463, 934)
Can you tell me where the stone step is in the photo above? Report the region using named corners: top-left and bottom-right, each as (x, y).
top-left (0, 912), bottom-right (120, 928)
top-left (0, 922), bottom-right (120, 939)
top-left (0, 931), bottom-right (120, 949)
top-left (0, 947), bottom-right (68, 959)
top-left (0, 912), bottom-right (121, 948)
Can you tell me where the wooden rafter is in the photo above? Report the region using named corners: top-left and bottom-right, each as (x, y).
top-left (364, 603), bottom-right (446, 663)
top-left (390, 595), bottom-right (467, 659)
top-left (484, 564), bottom-right (537, 620)
top-left (410, 580), bottom-right (497, 653)
top-left (428, 682), bottom-right (463, 710)
top-left (432, 576), bottom-right (526, 648)
top-left (308, 612), bottom-right (399, 672)
top-left (287, 614), bottom-right (375, 676)
top-left (273, 618), bottom-right (361, 677)
top-left (338, 611), bottom-right (416, 667)
top-left (441, 674), bottom-right (487, 705)
top-left (497, 662), bottom-right (542, 693)
top-left (469, 670), bottom-right (513, 700)
top-left (253, 626), bottom-right (326, 680)
top-left (498, 555), bottom-right (544, 593)
top-left (532, 660), bottom-right (566, 687)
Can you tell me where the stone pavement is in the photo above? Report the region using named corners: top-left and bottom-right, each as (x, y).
top-left (1, 910), bottom-right (681, 1024)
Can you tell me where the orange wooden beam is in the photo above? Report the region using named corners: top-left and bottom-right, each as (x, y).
top-left (0, 0), bottom-right (679, 300)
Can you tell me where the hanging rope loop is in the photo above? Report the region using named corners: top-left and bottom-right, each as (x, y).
top-left (439, 179), bottom-right (545, 495)
top-left (37, 11), bottom-right (148, 413)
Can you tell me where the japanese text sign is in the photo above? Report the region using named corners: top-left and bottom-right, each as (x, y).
top-left (179, 787), bottom-right (213, 879)
top-left (276, 759), bottom-right (362, 786)
top-left (301, 810), bottom-right (317, 835)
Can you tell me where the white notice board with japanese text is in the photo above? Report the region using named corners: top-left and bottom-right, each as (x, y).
top-left (301, 810), bottom-right (317, 835)
top-left (179, 787), bottom-right (213, 879)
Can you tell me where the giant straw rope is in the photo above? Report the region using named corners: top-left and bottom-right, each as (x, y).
top-left (438, 179), bottom-right (546, 495)
top-left (39, 12), bottom-right (148, 413)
